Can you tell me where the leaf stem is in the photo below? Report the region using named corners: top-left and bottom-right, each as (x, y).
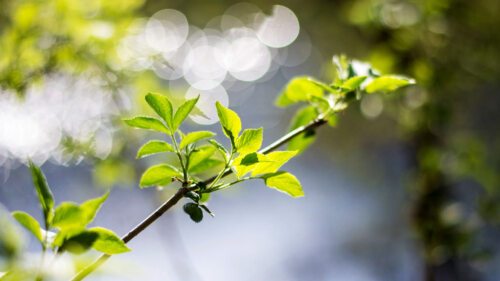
top-left (170, 133), bottom-right (187, 183)
top-left (70, 117), bottom-right (327, 281)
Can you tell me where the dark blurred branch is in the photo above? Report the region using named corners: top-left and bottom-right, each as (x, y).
top-left (70, 117), bottom-right (327, 281)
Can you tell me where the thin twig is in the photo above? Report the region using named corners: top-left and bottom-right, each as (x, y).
top-left (70, 117), bottom-right (327, 281)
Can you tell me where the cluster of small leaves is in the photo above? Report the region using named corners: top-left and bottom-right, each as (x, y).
top-left (276, 54), bottom-right (415, 152)
top-left (11, 163), bottom-right (129, 259)
top-left (124, 93), bottom-right (305, 222)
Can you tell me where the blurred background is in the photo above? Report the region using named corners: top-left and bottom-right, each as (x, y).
top-left (1, 0), bottom-right (499, 280)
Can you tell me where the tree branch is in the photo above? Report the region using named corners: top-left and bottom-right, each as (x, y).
top-left (70, 117), bottom-right (327, 281)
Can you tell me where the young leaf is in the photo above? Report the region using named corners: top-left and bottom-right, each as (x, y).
top-left (236, 128), bottom-right (263, 155)
top-left (11, 211), bottom-right (43, 243)
top-left (59, 231), bottom-right (99, 254)
top-left (52, 227), bottom-right (83, 248)
top-left (29, 162), bottom-right (54, 228)
top-left (276, 77), bottom-right (324, 107)
top-left (139, 164), bottom-right (181, 188)
top-left (189, 159), bottom-right (224, 175)
top-left (232, 152), bottom-right (262, 178)
top-left (208, 139), bottom-right (229, 160)
top-left (173, 96), bottom-right (199, 131)
top-left (179, 131), bottom-right (215, 150)
top-left (183, 203), bottom-right (203, 223)
top-left (262, 172), bottom-right (304, 198)
top-left (250, 151), bottom-right (298, 176)
top-left (188, 146), bottom-right (223, 174)
top-left (52, 203), bottom-right (85, 230)
top-left (79, 192), bottom-right (109, 225)
top-left (199, 193), bottom-right (211, 203)
top-left (88, 227), bottom-right (130, 254)
top-left (287, 106), bottom-right (318, 153)
top-left (341, 76), bottom-right (367, 90)
top-left (123, 116), bottom-right (169, 134)
top-left (215, 102), bottom-right (241, 143)
top-left (145, 93), bottom-right (173, 129)
top-left (136, 140), bottom-right (174, 159)
top-left (365, 75), bottom-right (415, 93)
top-left (309, 95), bottom-right (331, 113)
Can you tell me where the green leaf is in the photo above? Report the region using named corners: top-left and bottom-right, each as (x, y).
top-left (52, 227), bottom-right (83, 247)
top-left (52, 203), bottom-right (85, 230)
top-left (140, 164), bottom-right (181, 188)
top-left (11, 211), bottom-right (43, 243)
top-left (250, 151), bottom-right (298, 176)
top-left (309, 95), bottom-right (331, 113)
top-left (341, 76), bottom-right (367, 90)
top-left (208, 139), bottom-right (229, 160)
top-left (188, 146), bottom-right (223, 174)
top-left (79, 192), bottom-right (109, 225)
top-left (145, 93), bottom-right (173, 129)
top-left (183, 203), bottom-right (203, 223)
top-left (232, 153), bottom-right (262, 178)
top-left (28, 162), bottom-right (54, 228)
top-left (136, 140), bottom-right (174, 158)
top-left (88, 227), bottom-right (130, 254)
top-left (123, 116), bottom-right (169, 134)
top-left (287, 106), bottom-right (318, 153)
top-left (236, 128), bottom-right (263, 155)
top-left (276, 77), bottom-right (324, 107)
top-left (180, 131), bottom-right (215, 150)
top-left (59, 230), bottom-right (98, 254)
top-left (262, 172), bottom-right (304, 198)
top-left (173, 96), bottom-right (199, 131)
top-left (199, 193), bottom-right (210, 203)
top-left (365, 75), bottom-right (415, 93)
top-left (215, 102), bottom-right (241, 143)
top-left (232, 151), bottom-right (298, 178)
top-left (332, 54), bottom-right (350, 81)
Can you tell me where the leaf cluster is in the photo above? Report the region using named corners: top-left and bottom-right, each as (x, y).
top-left (125, 93), bottom-right (306, 222)
top-left (11, 163), bottom-right (129, 257)
top-left (276, 54), bottom-right (415, 152)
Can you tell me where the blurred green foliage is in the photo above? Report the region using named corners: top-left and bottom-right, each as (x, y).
top-left (0, 0), bottom-right (143, 93)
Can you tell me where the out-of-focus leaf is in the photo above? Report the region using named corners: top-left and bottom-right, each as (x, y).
top-left (262, 172), bottom-right (304, 198)
top-left (29, 162), bottom-right (54, 228)
top-left (60, 231), bottom-right (98, 254)
top-left (123, 116), bottom-right (169, 134)
top-left (79, 192), bottom-right (109, 225)
top-left (287, 106), bottom-right (318, 153)
top-left (309, 95), bottom-right (331, 113)
top-left (88, 227), bottom-right (130, 255)
top-left (341, 76), bottom-right (367, 90)
top-left (173, 96), bottom-right (199, 131)
top-left (51, 203), bottom-right (85, 230)
top-left (140, 164), bottom-right (181, 188)
top-left (180, 131), bottom-right (215, 149)
top-left (276, 77), bottom-right (324, 107)
top-left (11, 211), bottom-right (43, 243)
top-left (136, 140), bottom-right (174, 158)
top-left (365, 75), bottom-right (415, 93)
